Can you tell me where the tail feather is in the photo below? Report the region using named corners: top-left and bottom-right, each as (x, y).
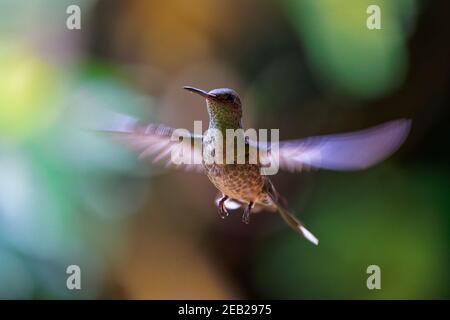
top-left (265, 180), bottom-right (318, 245)
top-left (277, 205), bottom-right (319, 246)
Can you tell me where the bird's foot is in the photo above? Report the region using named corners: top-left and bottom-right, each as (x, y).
top-left (242, 202), bottom-right (254, 224)
top-left (217, 195), bottom-right (229, 219)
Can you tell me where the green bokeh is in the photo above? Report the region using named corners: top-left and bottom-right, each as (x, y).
top-left (284, 0), bottom-right (418, 99)
top-left (253, 165), bottom-right (448, 299)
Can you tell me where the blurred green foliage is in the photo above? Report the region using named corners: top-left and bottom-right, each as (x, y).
top-left (253, 166), bottom-right (449, 299)
top-left (284, 0), bottom-right (418, 99)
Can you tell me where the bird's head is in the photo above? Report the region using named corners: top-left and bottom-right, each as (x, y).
top-left (183, 86), bottom-right (243, 128)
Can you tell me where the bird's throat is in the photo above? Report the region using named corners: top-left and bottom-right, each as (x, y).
top-left (207, 106), bottom-right (242, 133)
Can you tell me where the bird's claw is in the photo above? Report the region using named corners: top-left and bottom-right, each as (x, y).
top-left (218, 202), bottom-right (229, 219)
top-left (242, 211), bottom-right (250, 224)
top-left (242, 202), bottom-right (254, 225)
top-left (217, 195), bottom-right (229, 219)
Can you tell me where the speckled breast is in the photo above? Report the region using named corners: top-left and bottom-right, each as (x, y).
top-left (204, 163), bottom-right (265, 202)
top-left (202, 131), bottom-right (266, 202)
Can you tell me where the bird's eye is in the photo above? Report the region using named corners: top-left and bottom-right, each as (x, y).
top-left (225, 94), bottom-right (234, 102)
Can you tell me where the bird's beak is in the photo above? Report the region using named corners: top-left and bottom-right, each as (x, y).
top-left (183, 86), bottom-right (217, 100)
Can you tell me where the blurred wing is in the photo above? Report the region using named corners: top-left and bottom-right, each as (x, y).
top-left (99, 112), bottom-right (204, 172)
top-left (259, 119), bottom-right (411, 172)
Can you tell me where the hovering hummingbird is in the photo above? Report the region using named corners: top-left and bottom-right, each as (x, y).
top-left (104, 86), bottom-right (411, 245)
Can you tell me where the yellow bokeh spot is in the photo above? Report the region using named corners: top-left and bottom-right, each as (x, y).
top-left (0, 42), bottom-right (60, 139)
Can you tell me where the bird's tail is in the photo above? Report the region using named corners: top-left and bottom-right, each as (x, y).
top-left (265, 180), bottom-right (319, 245)
top-left (276, 205), bottom-right (319, 246)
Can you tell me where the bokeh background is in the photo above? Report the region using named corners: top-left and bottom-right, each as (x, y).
top-left (0, 0), bottom-right (449, 299)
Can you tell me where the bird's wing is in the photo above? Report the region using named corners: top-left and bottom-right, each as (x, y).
top-left (98, 112), bottom-right (204, 172)
top-left (254, 119), bottom-right (411, 172)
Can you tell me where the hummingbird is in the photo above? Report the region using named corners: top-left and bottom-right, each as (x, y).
top-left (104, 86), bottom-right (411, 245)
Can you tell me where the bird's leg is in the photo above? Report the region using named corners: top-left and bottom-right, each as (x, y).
top-left (217, 194), bottom-right (229, 219)
top-left (242, 202), bottom-right (254, 224)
